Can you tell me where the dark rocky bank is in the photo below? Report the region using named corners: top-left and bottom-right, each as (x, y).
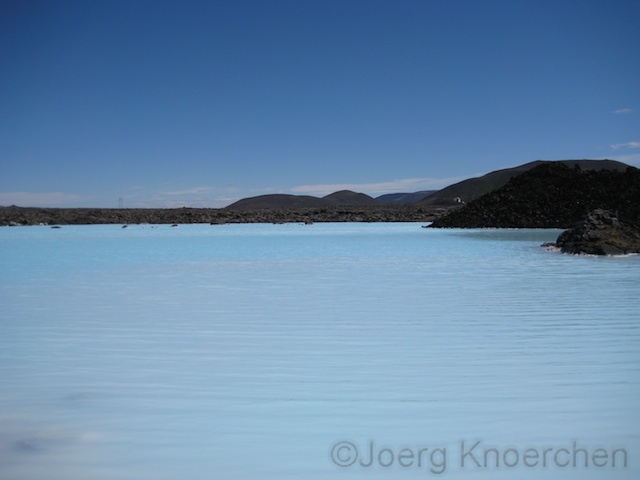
top-left (550, 209), bottom-right (640, 255)
top-left (430, 163), bottom-right (640, 229)
top-left (0, 204), bottom-right (453, 227)
top-left (430, 162), bottom-right (640, 255)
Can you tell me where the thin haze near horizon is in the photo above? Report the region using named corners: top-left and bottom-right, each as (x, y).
top-left (1, 0), bottom-right (639, 208)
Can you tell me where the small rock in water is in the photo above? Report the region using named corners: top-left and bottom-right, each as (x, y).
top-left (553, 209), bottom-right (640, 255)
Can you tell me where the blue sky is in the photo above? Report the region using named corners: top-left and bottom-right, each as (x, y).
top-left (1, 0), bottom-right (639, 208)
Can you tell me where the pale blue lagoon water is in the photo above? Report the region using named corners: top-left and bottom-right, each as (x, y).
top-left (0, 223), bottom-right (638, 479)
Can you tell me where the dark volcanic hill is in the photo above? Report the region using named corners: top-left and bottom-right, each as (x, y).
top-left (226, 190), bottom-right (379, 209)
top-left (420, 159), bottom-right (630, 206)
top-left (322, 190), bottom-right (378, 206)
top-left (225, 193), bottom-right (328, 209)
top-left (429, 162), bottom-right (640, 228)
top-left (376, 191), bottom-right (436, 204)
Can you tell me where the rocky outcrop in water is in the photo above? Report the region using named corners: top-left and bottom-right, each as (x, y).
top-left (552, 209), bottom-right (640, 255)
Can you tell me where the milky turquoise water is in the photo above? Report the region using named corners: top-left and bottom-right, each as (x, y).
top-left (1, 223), bottom-right (639, 479)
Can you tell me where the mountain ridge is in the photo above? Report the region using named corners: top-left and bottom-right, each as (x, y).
top-left (2, 159), bottom-right (636, 226)
top-left (419, 159), bottom-right (630, 206)
top-left (376, 191), bottom-right (436, 204)
top-left (225, 159), bottom-right (630, 210)
top-left (225, 189), bottom-right (379, 209)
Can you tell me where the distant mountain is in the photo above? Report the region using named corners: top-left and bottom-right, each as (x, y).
top-left (420, 159), bottom-right (630, 206)
top-left (226, 190), bottom-right (379, 209)
top-left (429, 162), bottom-right (640, 228)
top-left (225, 194), bottom-right (327, 209)
top-left (376, 191), bottom-right (436, 204)
top-left (226, 159), bottom-right (632, 212)
top-left (322, 190), bottom-right (379, 206)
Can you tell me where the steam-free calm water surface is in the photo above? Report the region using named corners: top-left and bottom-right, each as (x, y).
top-left (1, 223), bottom-right (638, 479)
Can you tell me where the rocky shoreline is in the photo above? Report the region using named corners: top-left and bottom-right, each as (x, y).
top-left (0, 204), bottom-right (453, 226)
top-left (429, 163), bottom-right (640, 229)
top-left (428, 163), bottom-right (640, 255)
top-left (4, 161), bottom-right (639, 256)
top-left (546, 209), bottom-right (640, 255)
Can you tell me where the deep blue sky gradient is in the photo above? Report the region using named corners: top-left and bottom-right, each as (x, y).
top-left (2, 0), bottom-right (639, 207)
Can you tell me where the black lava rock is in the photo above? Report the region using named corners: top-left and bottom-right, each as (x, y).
top-left (430, 163), bottom-right (640, 229)
top-left (554, 209), bottom-right (640, 255)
